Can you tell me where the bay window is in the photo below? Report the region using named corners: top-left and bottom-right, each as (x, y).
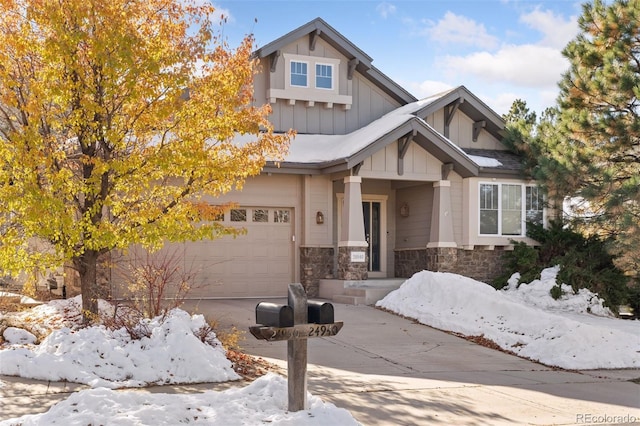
top-left (479, 183), bottom-right (543, 236)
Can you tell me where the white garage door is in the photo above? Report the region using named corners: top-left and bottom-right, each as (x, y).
top-left (182, 206), bottom-right (294, 298)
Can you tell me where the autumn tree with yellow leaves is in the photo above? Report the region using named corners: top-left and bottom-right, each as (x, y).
top-left (0, 0), bottom-right (291, 318)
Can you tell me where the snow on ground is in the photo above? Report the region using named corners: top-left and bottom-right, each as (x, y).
top-left (0, 374), bottom-right (358, 426)
top-left (0, 296), bottom-right (358, 425)
top-left (377, 266), bottom-right (639, 370)
top-left (0, 297), bottom-right (239, 388)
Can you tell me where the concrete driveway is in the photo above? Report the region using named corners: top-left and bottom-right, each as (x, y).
top-left (1, 298), bottom-right (638, 425)
top-left (184, 298), bottom-right (640, 426)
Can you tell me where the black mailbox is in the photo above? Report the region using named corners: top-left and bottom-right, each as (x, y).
top-left (255, 302), bottom-right (294, 327)
top-left (307, 300), bottom-right (334, 324)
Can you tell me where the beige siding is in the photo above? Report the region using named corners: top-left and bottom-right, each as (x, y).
top-left (455, 114), bottom-right (505, 150)
top-left (359, 140), bottom-right (442, 181)
top-left (422, 109), bottom-right (504, 150)
top-left (303, 175), bottom-right (333, 246)
top-left (395, 184), bottom-right (432, 249)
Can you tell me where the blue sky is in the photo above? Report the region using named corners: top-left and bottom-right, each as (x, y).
top-left (214, 0), bottom-right (583, 116)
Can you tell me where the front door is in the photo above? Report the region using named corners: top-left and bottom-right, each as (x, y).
top-left (362, 201), bottom-right (381, 272)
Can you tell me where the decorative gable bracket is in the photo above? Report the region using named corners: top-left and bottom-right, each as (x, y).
top-left (309, 29), bottom-right (321, 51)
top-left (347, 59), bottom-right (359, 80)
top-left (397, 130), bottom-right (416, 176)
top-left (444, 98), bottom-right (464, 138)
top-left (472, 120), bottom-right (486, 142)
top-left (270, 50), bottom-right (281, 73)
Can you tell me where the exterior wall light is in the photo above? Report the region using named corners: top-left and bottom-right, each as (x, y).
top-left (316, 211), bottom-right (324, 224)
top-left (400, 202), bottom-right (410, 217)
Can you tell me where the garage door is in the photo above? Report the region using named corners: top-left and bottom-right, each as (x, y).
top-left (181, 206), bottom-right (294, 298)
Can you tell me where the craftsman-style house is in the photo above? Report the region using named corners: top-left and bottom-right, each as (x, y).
top-left (112, 18), bottom-right (544, 302)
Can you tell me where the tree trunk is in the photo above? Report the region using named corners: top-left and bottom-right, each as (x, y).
top-left (76, 249), bottom-right (100, 323)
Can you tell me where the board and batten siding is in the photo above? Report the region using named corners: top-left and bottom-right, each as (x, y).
top-left (254, 37), bottom-right (401, 135)
top-left (358, 140), bottom-right (442, 181)
top-left (422, 109), bottom-right (503, 150)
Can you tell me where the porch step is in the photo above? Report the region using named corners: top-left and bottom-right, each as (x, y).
top-left (332, 294), bottom-right (367, 305)
top-left (320, 278), bottom-right (406, 306)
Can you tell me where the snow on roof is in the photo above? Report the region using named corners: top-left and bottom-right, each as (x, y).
top-left (468, 155), bottom-right (503, 168)
top-left (237, 88), bottom-right (512, 171)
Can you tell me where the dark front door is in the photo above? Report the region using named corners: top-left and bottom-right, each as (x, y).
top-left (362, 201), bottom-right (381, 272)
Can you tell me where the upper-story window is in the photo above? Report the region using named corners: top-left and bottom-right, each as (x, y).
top-left (270, 53), bottom-right (351, 109)
top-left (315, 63), bottom-right (333, 89)
top-left (290, 61), bottom-right (308, 87)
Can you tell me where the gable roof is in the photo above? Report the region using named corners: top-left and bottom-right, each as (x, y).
top-left (253, 18), bottom-right (416, 105)
top-left (413, 86), bottom-right (505, 141)
top-left (258, 88), bottom-right (520, 179)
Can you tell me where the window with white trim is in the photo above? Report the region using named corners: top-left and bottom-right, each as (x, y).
top-left (479, 183), bottom-right (543, 236)
top-left (290, 61), bottom-right (308, 87)
top-left (480, 184), bottom-right (499, 234)
top-left (315, 63), bottom-right (333, 89)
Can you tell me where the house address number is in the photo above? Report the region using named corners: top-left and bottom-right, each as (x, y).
top-left (249, 322), bottom-right (344, 341)
top-left (350, 251), bottom-right (366, 262)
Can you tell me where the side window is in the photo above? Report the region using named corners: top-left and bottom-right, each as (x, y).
top-left (290, 61), bottom-right (308, 87)
top-left (479, 184), bottom-right (498, 235)
top-left (526, 186), bottom-right (544, 225)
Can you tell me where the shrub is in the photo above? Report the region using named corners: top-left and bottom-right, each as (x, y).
top-left (115, 248), bottom-right (200, 320)
top-left (627, 284), bottom-right (640, 316)
top-left (495, 220), bottom-right (629, 313)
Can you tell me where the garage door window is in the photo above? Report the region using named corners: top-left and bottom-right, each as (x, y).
top-left (253, 209), bottom-right (269, 222)
top-left (230, 209), bottom-right (247, 222)
top-left (274, 209), bottom-right (290, 223)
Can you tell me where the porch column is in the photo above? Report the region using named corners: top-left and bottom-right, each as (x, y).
top-left (427, 180), bottom-right (457, 248)
top-left (426, 179), bottom-right (458, 274)
top-left (338, 176), bottom-right (368, 280)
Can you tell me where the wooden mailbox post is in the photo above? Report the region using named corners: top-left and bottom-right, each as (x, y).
top-left (249, 283), bottom-right (343, 411)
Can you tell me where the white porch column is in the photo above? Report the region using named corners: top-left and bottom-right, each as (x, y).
top-left (427, 180), bottom-right (457, 248)
top-left (339, 176), bottom-right (367, 246)
top-left (338, 175), bottom-right (368, 280)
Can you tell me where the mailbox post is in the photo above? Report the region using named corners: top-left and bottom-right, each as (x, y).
top-left (249, 283), bottom-right (343, 412)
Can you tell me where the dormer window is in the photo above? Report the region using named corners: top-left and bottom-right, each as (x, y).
top-left (315, 63), bottom-right (333, 89)
top-left (269, 53), bottom-right (352, 109)
top-left (284, 54), bottom-right (339, 93)
top-left (290, 61), bottom-right (308, 87)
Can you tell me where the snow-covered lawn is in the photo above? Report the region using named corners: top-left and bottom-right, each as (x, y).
top-left (1, 265), bottom-right (637, 424)
top-left (377, 266), bottom-right (639, 370)
top-left (0, 296), bottom-right (358, 425)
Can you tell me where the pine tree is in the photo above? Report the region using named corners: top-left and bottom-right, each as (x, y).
top-left (555, 0), bottom-right (639, 277)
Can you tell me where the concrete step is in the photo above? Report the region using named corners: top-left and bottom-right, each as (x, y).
top-left (345, 288), bottom-right (367, 297)
top-left (320, 278), bottom-right (406, 306)
top-left (332, 294), bottom-right (367, 305)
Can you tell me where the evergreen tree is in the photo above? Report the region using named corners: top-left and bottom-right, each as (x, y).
top-left (527, 0), bottom-right (639, 278)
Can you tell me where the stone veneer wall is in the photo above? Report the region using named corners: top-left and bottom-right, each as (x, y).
top-left (394, 249), bottom-right (427, 278)
top-left (337, 246), bottom-right (368, 281)
top-left (395, 247), bottom-right (507, 284)
top-left (300, 246), bottom-right (335, 297)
